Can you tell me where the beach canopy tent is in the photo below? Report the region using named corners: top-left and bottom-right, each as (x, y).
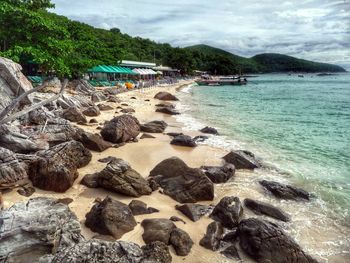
top-left (88, 65), bottom-right (137, 75)
top-left (132, 68), bottom-right (157, 75)
top-left (120, 60), bottom-right (156, 69)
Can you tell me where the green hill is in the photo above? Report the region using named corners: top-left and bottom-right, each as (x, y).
top-left (187, 45), bottom-right (345, 74)
top-left (0, 1), bottom-right (345, 77)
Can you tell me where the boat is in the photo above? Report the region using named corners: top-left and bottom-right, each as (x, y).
top-left (196, 76), bottom-right (247, 86)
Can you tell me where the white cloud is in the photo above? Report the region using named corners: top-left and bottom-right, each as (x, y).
top-left (51, 0), bottom-right (350, 70)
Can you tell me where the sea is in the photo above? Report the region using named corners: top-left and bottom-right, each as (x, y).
top-left (175, 73), bottom-right (350, 262)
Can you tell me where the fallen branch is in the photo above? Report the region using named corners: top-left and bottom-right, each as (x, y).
top-left (0, 79), bottom-right (68, 124)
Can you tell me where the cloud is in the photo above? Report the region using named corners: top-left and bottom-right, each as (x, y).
top-left (51, 0), bottom-right (350, 69)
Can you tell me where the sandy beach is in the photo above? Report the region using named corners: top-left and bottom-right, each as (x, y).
top-left (2, 80), bottom-right (349, 263)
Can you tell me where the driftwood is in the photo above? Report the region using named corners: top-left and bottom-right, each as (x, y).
top-left (0, 80), bottom-right (68, 124)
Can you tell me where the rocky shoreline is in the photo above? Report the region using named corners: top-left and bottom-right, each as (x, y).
top-left (0, 59), bottom-right (348, 262)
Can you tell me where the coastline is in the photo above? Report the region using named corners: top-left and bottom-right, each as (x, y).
top-left (2, 80), bottom-right (349, 262)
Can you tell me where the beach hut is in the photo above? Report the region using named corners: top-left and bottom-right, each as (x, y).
top-left (87, 65), bottom-right (138, 86)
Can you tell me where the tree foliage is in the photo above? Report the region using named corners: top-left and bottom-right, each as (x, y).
top-left (0, 1), bottom-right (345, 77)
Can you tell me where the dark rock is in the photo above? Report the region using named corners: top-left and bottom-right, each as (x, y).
top-left (128, 200), bottom-right (159, 215)
top-left (0, 197), bottom-right (83, 262)
top-left (237, 218), bottom-right (318, 263)
top-left (142, 241), bottom-right (172, 263)
top-left (120, 107), bottom-right (135, 113)
top-left (83, 105), bottom-right (101, 117)
top-left (221, 229), bottom-right (238, 243)
top-left (98, 156), bottom-right (118, 163)
top-left (201, 163), bottom-right (235, 184)
top-left (147, 177), bottom-right (160, 191)
top-left (130, 96), bottom-right (137, 99)
top-left (200, 126), bottom-right (219, 135)
top-left (220, 245), bottom-right (241, 260)
top-left (149, 157), bottom-right (214, 203)
top-left (85, 196), bottom-right (136, 239)
top-left (0, 146), bottom-right (28, 188)
top-left (101, 114), bottom-right (140, 143)
top-left (259, 180), bottom-right (310, 201)
top-left (170, 135), bottom-right (197, 147)
top-left (223, 150), bottom-right (260, 169)
top-left (80, 173), bottom-right (99, 188)
top-left (107, 96), bottom-right (121, 103)
top-left (169, 228), bottom-right (193, 256)
top-left (193, 135), bottom-right (209, 143)
top-left (156, 102), bottom-right (175, 108)
top-left (140, 133), bottom-right (156, 139)
top-left (144, 99), bottom-right (150, 102)
top-left (29, 141), bottom-right (92, 192)
top-left (199, 221), bottom-right (224, 251)
top-left (113, 142), bottom-right (126, 148)
top-left (141, 218), bottom-right (176, 244)
top-left (89, 118), bottom-right (98, 124)
top-left (80, 132), bottom-right (112, 152)
top-left (141, 120), bottom-right (168, 133)
top-left (91, 91), bottom-right (107, 103)
top-left (210, 196), bottom-right (243, 228)
top-left (154, 91), bottom-right (179, 101)
top-left (47, 239), bottom-right (172, 263)
top-left (175, 203), bottom-right (212, 222)
top-left (97, 103), bottom-right (113, 111)
top-left (244, 198), bottom-right (291, 222)
top-left (82, 158), bottom-right (152, 197)
top-left (121, 103), bottom-right (128, 106)
top-left (166, 132), bottom-right (183, 137)
top-left (156, 107), bottom-right (180, 115)
top-left (17, 185), bottom-right (35, 197)
top-left (62, 106), bottom-right (87, 123)
top-left (169, 216), bottom-right (186, 224)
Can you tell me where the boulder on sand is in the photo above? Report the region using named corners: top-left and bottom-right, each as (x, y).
top-left (97, 103), bottom-right (113, 111)
top-left (244, 198), bottom-right (291, 222)
top-left (141, 120), bottom-right (168, 133)
top-left (85, 196), bottom-right (137, 239)
top-left (199, 221), bottom-right (224, 251)
top-left (200, 126), bottom-right (219, 135)
top-left (141, 218), bottom-right (176, 244)
top-left (237, 218), bottom-right (318, 263)
top-left (0, 146), bottom-right (28, 188)
top-left (154, 91), bottom-right (179, 101)
top-left (83, 105), bottom-right (101, 117)
top-left (82, 158), bottom-right (152, 197)
top-left (259, 180), bottom-right (310, 201)
top-left (100, 114), bottom-right (140, 143)
top-left (62, 106), bottom-right (87, 123)
top-left (210, 196), bottom-right (243, 228)
top-left (149, 157), bottom-right (214, 203)
top-left (45, 239), bottom-right (171, 263)
top-left (170, 134), bottom-right (197, 147)
top-left (201, 163), bottom-right (235, 183)
top-left (29, 140), bottom-right (92, 192)
top-left (0, 197), bottom-right (83, 262)
top-left (128, 199), bottom-right (159, 215)
top-left (223, 150), bottom-right (260, 169)
top-left (79, 132), bottom-right (112, 152)
top-left (175, 203), bottom-right (212, 222)
top-left (169, 228), bottom-right (194, 256)
top-left (156, 107), bottom-right (180, 115)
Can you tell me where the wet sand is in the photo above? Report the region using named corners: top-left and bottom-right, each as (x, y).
top-left (2, 81), bottom-right (349, 263)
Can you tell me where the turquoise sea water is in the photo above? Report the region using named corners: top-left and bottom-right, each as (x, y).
top-left (177, 73), bottom-right (350, 223)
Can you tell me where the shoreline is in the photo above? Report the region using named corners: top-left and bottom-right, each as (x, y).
top-left (2, 80), bottom-right (349, 262)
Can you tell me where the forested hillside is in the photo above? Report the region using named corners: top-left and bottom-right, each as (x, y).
top-left (0, 1), bottom-right (345, 77)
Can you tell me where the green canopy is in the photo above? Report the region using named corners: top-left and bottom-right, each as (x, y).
top-left (88, 65), bottom-right (138, 75)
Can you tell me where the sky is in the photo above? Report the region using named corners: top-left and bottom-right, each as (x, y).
top-left (51, 0), bottom-right (350, 70)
